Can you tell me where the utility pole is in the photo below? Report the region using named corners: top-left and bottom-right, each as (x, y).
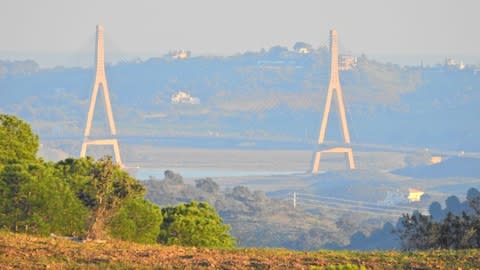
top-left (293, 192), bottom-right (297, 209)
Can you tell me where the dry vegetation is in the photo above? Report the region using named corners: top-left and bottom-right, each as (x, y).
top-left (1, 231), bottom-right (479, 269)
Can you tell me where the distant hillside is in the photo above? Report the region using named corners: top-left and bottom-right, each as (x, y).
top-left (1, 47), bottom-right (479, 151)
top-left (142, 171), bottom-right (345, 249)
top-left (0, 60), bottom-right (39, 77)
top-left (302, 169), bottom-right (409, 202)
top-left (393, 157), bottom-right (480, 179)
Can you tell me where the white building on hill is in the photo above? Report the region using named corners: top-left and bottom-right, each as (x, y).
top-left (171, 91), bottom-right (200, 105)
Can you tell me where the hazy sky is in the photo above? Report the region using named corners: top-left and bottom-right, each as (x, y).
top-left (1, 0), bottom-right (479, 67)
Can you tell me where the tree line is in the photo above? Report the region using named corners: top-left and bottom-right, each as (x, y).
top-left (0, 114), bottom-right (235, 248)
top-left (397, 187), bottom-right (480, 250)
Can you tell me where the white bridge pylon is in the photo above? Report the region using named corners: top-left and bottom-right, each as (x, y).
top-left (312, 30), bottom-right (355, 173)
top-left (80, 25), bottom-right (123, 167)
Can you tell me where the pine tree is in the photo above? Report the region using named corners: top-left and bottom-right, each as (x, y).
top-left (158, 201), bottom-right (236, 248)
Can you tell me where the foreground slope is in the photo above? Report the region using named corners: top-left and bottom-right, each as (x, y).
top-left (1, 232), bottom-right (479, 269)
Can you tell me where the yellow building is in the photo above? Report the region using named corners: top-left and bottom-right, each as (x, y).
top-left (298, 47), bottom-right (310, 54)
top-left (408, 188), bottom-right (425, 202)
top-left (431, 156), bottom-right (443, 164)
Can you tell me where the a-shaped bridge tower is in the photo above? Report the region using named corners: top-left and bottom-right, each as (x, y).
top-left (80, 25), bottom-right (123, 166)
top-left (312, 30), bottom-right (355, 173)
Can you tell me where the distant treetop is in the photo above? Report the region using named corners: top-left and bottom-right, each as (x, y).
top-left (0, 114), bottom-right (39, 165)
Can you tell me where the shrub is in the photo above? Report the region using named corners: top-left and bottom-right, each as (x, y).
top-left (158, 201), bottom-right (236, 248)
top-left (109, 198), bottom-right (162, 244)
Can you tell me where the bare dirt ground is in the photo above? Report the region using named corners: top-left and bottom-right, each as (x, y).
top-left (1, 232), bottom-right (479, 269)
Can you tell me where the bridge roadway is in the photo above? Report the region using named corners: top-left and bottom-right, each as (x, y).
top-left (40, 134), bottom-right (480, 158)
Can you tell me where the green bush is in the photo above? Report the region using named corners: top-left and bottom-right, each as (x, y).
top-left (0, 162), bottom-right (88, 236)
top-left (158, 201), bottom-right (236, 248)
top-left (0, 114), bottom-right (39, 165)
top-left (109, 198), bottom-right (162, 244)
top-left (325, 264), bottom-right (367, 270)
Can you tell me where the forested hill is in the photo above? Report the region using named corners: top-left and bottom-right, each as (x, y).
top-left (1, 46), bottom-right (479, 151)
